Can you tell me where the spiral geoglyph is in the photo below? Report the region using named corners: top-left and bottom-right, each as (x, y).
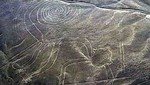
top-left (25, 0), bottom-right (80, 25)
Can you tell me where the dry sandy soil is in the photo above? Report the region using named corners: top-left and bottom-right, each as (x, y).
top-left (0, 0), bottom-right (150, 85)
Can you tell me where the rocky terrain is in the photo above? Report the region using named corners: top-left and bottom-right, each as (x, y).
top-left (0, 0), bottom-right (150, 85)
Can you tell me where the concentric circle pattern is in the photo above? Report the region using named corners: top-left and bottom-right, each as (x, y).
top-left (26, 1), bottom-right (79, 25)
